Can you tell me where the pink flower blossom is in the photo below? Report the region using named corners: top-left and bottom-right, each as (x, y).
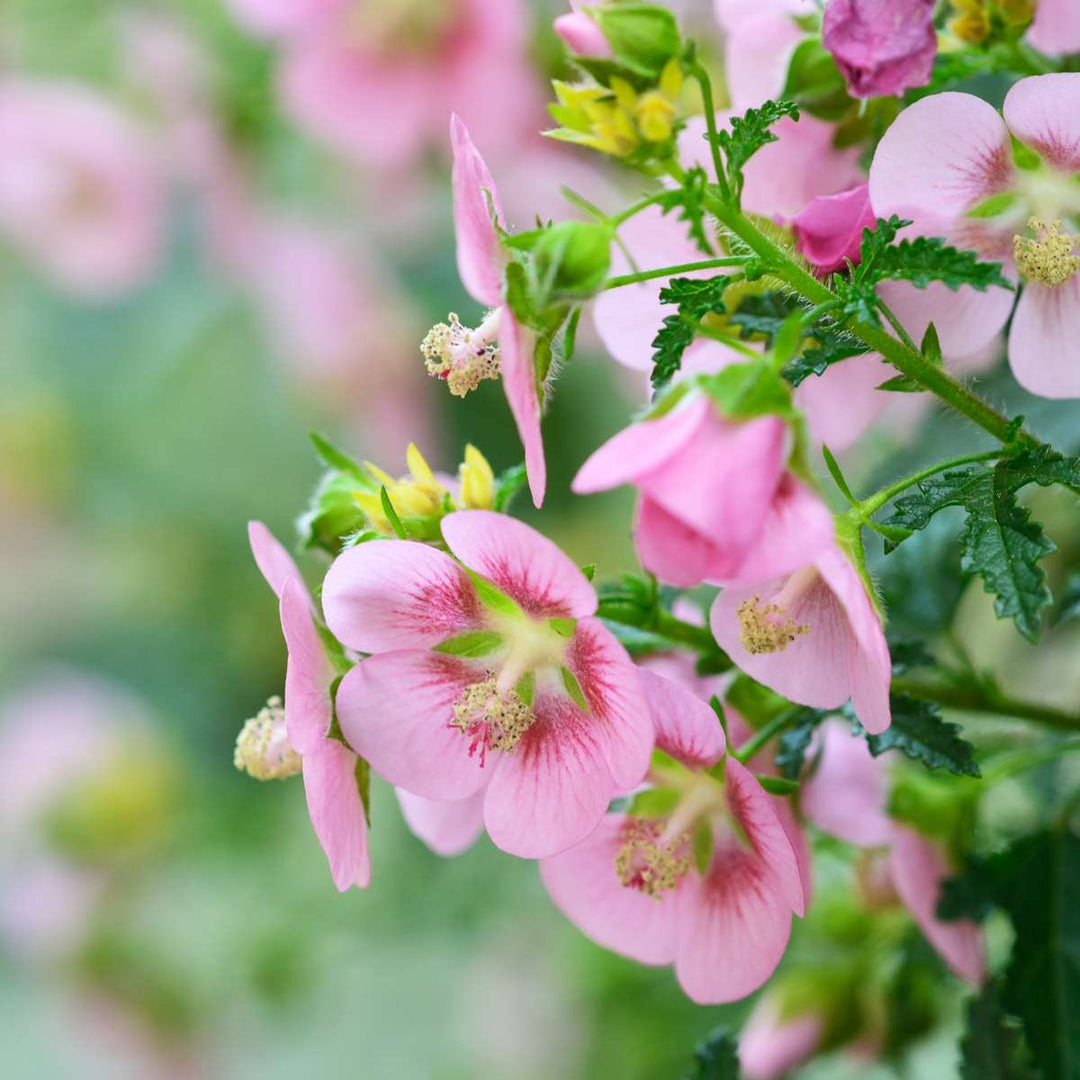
top-left (709, 545), bottom-right (893, 734)
top-left (248, 522), bottom-right (371, 890)
top-left (1026, 0), bottom-right (1080, 57)
top-left (541, 669), bottom-right (805, 1004)
top-left (395, 789), bottom-right (486, 857)
top-left (740, 994), bottom-right (824, 1080)
top-left (0, 80), bottom-right (165, 299)
top-left (574, 393), bottom-right (835, 587)
top-left (554, 2), bottom-right (612, 58)
top-left (822, 0), bottom-right (937, 99)
top-left (868, 75), bottom-right (1080, 397)
top-left (323, 510), bottom-right (653, 859)
top-left (794, 182), bottom-right (876, 273)
top-left (449, 115), bottom-right (546, 506)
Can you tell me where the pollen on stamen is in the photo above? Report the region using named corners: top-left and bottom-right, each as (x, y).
top-left (234, 697), bottom-right (302, 781)
top-left (421, 311), bottom-right (501, 397)
top-left (736, 596), bottom-right (809, 655)
top-left (449, 676), bottom-right (534, 766)
top-left (1013, 217), bottom-right (1080, 287)
top-left (614, 818), bottom-right (691, 900)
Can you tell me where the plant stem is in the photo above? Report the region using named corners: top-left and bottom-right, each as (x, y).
top-left (686, 59), bottom-right (730, 199)
top-left (733, 711), bottom-right (793, 764)
top-left (604, 256), bottom-right (751, 290)
top-left (610, 190), bottom-right (671, 226)
top-left (653, 609), bottom-right (730, 662)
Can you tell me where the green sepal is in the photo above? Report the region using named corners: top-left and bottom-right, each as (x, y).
top-left (692, 821), bottom-right (714, 875)
top-left (579, 563), bottom-right (596, 581)
top-left (757, 775), bottom-right (799, 796)
top-left (627, 786), bottom-right (680, 818)
top-left (516, 671), bottom-right (536, 708)
top-left (432, 631), bottom-right (506, 658)
top-left (561, 666), bottom-right (589, 712)
top-left (967, 191), bottom-right (1021, 220)
top-left (354, 756), bottom-right (372, 828)
top-left (822, 444), bottom-right (856, 504)
top-left (593, 4), bottom-right (681, 78)
top-left (309, 431), bottom-right (369, 481)
top-left (1011, 135), bottom-right (1040, 171)
top-left (493, 462), bottom-right (528, 513)
top-left (464, 568), bottom-right (524, 618)
top-left (533, 221), bottom-right (612, 303)
top-left (700, 361), bottom-right (795, 422)
top-left (781, 37), bottom-right (851, 120)
top-left (549, 617), bottom-right (577, 637)
top-left (379, 486), bottom-right (408, 540)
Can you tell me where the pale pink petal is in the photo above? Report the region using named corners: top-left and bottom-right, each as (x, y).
top-left (637, 667), bottom-right (726, 768)
top-left (302, 739), bottom-right (370, 891)
top-left (334, 651), bottom-right (491, 801)
top-left (499, 309), bottom-right (547, 508)
top-left (224, 0), bottom-right (341, 37)
top-left (889, 826), bottom-right (986, 984)
top-left (280, 577), bottom-right (335, 755)
top-left (554, 11), bottom-right (612, 57)
top-left (1026, 0), bottom-right (1080, 57)
top-left (740, 996), bottom-right (823, 1080)
top-left (799, 719), bottom-right (892, 846)
top-left (1008, 278), bottom-right (1080, 399)
top-left (248, 520), bottom-right (304, 601)
top-left (441, 510), bottom-right (596, 619)
top-left (539, 815), bottom-right (684, 964)
top-left (723, 9), bottom-right (807, 112)
top-left (869, 92), bottom-right (1014, 232)
top-left (396, 788), bottom-right (486, 857)
top-left (635, 496), bottom-right (732, 588)
top-left (795, 353), bottom-right (893, 450)
top-left (1003, 73), bottom-right (1080, 171)
top-left (451, 112), bottom-right (505, 307)
top-left (322, 540), bottom-right (481, 653)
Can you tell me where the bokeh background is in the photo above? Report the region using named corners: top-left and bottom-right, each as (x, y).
top-left (2, 1), bottom-right (1079, 1077)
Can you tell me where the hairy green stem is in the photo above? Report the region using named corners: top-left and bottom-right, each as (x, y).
top-left (686, 59), bottom-right (730, 199)
top-left (610, 190), bottom-right (671, 227)
top-left (604, 256), bottom-right (751, 290)
top-left (733, 711), bottom-right (793, 764)
top-left (852, 450), bottom-right (1004, 520)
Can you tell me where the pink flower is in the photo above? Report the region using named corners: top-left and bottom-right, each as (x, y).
top-left (869, 75), bottom-right (1080, 398)
top-left (794, 182), bottom-right (876, 273)
top-left (323, 510), bottom-right (653, 859)
top-left (740, 994), bottom-right (824, 1080)
top-left (554, 2), bottom-right (612, 58)
top-left (708, 545), bottom-right (893, 734)
top-left (800, 720), bottom-right (985, 983)
top-left (1026, 0), bottom-right (1080, 57)
top-left (822, 0), bottom-right (937, 99)
top-left (447, 115), bottom-right (546, 506)
top-left (0, 80), bottom-right (164, 299)
top-left (248, 522), bottom-right (371, 891)
top-left (395, 788), bottom-right (486, 857)
top-left (574, 393), bottom-right (835, 587)
top-left (541, 669), bottom-right (805, 1004)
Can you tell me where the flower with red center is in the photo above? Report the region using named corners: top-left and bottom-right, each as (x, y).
top-left (574, 392), bottom-right (835, 587)
top-left (541, 669), bottom-right (805, 1004)
top-left (709, 545), bottom-right (893, 734)
top-left (869, 74), bottom-right (1080, 398)
top-left (323, 510), bottom-right (653, 859)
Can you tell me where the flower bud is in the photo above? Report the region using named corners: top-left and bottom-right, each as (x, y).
top-left (592, 4), bottom-right (682, 78)
top-left (532, 221), bottom-right (612, 301)
top-left (554, 8), bottom-right (612, 58)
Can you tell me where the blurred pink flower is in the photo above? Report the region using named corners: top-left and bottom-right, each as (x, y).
top-left (740, 994), bottom-right (824, 1080)
top-left (822, 0), bottom-right (937, 99)
top-left (0, 80), bottom-right (165, 299)
top-left (574, 394), bottom-right (835, 587)
top-left (870, 75), bottom-right (1080, 398)
top-left (554, 2), bottom-right (612, 58)
top-left (324, 510), bottom-right (653, 859)
top-left (541, 669), bottom-right (805, 1004)
top-left (1025, 0), bottom-right (1080, 57)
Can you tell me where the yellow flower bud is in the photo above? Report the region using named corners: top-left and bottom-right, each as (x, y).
top-left (460, 444), bottom-right (495, 510)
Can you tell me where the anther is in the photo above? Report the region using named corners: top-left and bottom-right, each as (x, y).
top-left (449, 676), bottom-right (534, 766)
top-left (421, 310), bottom-right (501, 397)
top-left (736, 596), bottom-right (809, 655)
top-left (614, 818), bottom-right (691, 899)
top-left (234, 697), bottom-right (302, 781)
top-left (1014, 218), bottom-right (1080, 287)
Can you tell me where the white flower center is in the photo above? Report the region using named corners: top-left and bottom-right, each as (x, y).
top-left (421, 309), bottom-right (501, 397)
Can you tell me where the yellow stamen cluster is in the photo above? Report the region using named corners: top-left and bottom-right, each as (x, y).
top-left (421, 311), bottom-right (501, 397)
top-left (614, 818), bottom-right (691, 899)
top-left (450, 676), bottom-right (535, 756)
top-left (234, 697), bottom-right (301, 781)
top-left (736, 597), bottom-right (809, 655)
top-left (1014, 218), bottom-right (1080, 287)
top-left (549, 58), bottom-right (684, 159)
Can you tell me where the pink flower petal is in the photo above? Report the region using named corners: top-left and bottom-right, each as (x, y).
top-left (740, 996), bottom-right (823, 1080)
top-left (1008, 277), bottom-right (1080, 399)
top-left (799, 718), bottom-right (892, 846)
top-left (793, 183), bottom-right (876, 273)
top-left (450, 112), bottom-right (504, 307)
top-left (302, 739), bottom-right (371, 891)
top-left (539, 815), bottom-right (684, 964)
top-left (635, 496), bottom-right (732, 588)
top-left (441, 510), bottom-right (596, 619)
top-left (280, 577), bottom-right (335, 755)
top-left (224, 0), bottom-right (341, 38)
top-left (553, 10), bottom-right (612, 57)
top-left (322, 540), bottom-right (481, 653)
top-left (795, 353), bottom-right (894, 451)
top-left (889, 826), bottom-right (986, 984)
top-left (1026, 0), bottom-right (1080, 57)
top-left (395, 788), bottom-right (486, 857)
top-left (1003, 73), bottom-right (1080, 172)
top-left (869, 91), bottom-right (1014, 233)
top-left (638, 667), bottom-right (726, 768)
top-left (334, 651), bottom-right (491, 801)
top-left (722, 8), bottom-right (808, 112)
top-left (248, 521), bottom-right (305, 601)
top-left (499, 309), bottom-right (547, 508)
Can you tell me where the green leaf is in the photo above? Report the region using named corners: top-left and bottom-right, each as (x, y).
top-left (727, 290), bottom-right (797, 342)
top-left (650, 275), bottom-right (730, 389)
top-left (711, 99), bottom-right (801, 203)
top-left (309, 432), bottom-right (368, 480)
top-left (1055, 569), bottom-right (1080, 626)
top-left (493, 463), bottom-right (528, 512)
top-left (863, 693), bottom-right (980, 778)
top-left (658, 166), bottom-right (715, 255)
top-left (379, 486), bottom-right (408, 539)
top-left (959, 979), bottom-right (1037, 1080)
top-left (683, 1027), bottom-right (741, 1080)
top-left (432, 631), bottom-right (505, 658)
top-left (774, 708), bottom-right (827, 780)
top-left (783, 321), bottom-right (867, 385)
top-left (782, 38), bottom-right (851, 120)
top-left (757, 775), bottom-right (799, 796)
top-left (822, 443), bottom-right (856, 504)
top-left (889, 639), bottom-right (937, 675)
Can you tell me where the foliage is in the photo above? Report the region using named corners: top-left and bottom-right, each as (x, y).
top-left (709, 99), bottom-right (801, 202)
top-left (650, 275), bottom-right (728, 388)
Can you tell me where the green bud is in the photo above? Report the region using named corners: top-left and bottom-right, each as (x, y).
top-left (298, 469), bottom-right (368, 554)
top-left (533, 221), bottom-right (612, 301)
top-left (593, 4), bottom-right (681, 79)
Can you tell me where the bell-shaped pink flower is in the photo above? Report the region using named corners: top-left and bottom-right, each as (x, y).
top-left (323, 511), bottom-right (653, 859)
top-left (709, 546), bottom-right (893, 734)
top-left (0, 80), bottom-right (165, 300)
top-left (541, 669), bottom-right (805, 1004)
top-left (449, 115), bottom-right (546, 506)
top-left (869, 75), bottom-right (1080, 398)
top-left (822, 0), bottom-right (937, 99)
top-left (1026, 0), bottom-right (1080, 57)
top-left (574, 394), bottom-right (835, 586)
top-left (554, 2), bottom-right (613, 58)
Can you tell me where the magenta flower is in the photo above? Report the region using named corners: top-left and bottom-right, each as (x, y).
top-left (794, 183), bottom-right (876, 274)
top-left (248, 522), bottom-right (371, 891)
top-left (441, 115), bottom-right (546, 506)
top-left (1026, 0), bottom-right (1080, 57)
top-left (541, 669), bottom-right (805, 1004)
top-left (822, 0), bottom-right (937, 99)
top-left (323, 510), bottom-right (653, 859)
top-left (709, 545), bottom-right (893, 734)
top-left (870, 75), bottom-right (1080, 398)
top-left (554, 2), bottom-right (612, 58)
top-left (574, 393), bottom-right (835, 587)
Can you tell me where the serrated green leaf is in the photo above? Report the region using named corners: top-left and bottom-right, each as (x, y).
top-left (711, 99), bottom-right (801, 203)
top-left (728, 290), bottom-right (797, 342)
top-left (783, 321), bottom-right (867, 385)
top-left (658, 166), bottom-right (715, 254)
top-left (959, 979), bottom-right (1037, 1080)
top-left (683, 1027), bottom-right (741, 1080)
top-left (432, 631), bottom-right (505, 658)
top-left (864, 693), bottom-right (980, 777)
top-left (889, 639), bottom-right (937, 675)
top-left (774, 708), bottom-right (827, 780)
